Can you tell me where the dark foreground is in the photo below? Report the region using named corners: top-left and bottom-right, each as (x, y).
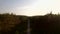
top-left (0, 13), bottom-right (60, 34)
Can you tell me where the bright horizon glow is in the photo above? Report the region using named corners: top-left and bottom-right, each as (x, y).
top-left (0, 0), bottom-right (60, 16)
top-left (14, 0), bottom-right (60, 16)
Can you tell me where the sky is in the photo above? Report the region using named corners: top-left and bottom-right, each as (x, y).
top-left (0, 0), bottom-right (60, 16)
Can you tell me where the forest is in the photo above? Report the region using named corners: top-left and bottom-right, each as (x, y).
top-left (0, 13), bottom-right (60, 34)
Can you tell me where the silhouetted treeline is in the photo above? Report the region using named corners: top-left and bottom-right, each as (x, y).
top-left (0, 13), bottom-right (60, 34)
top-left (0, 13), bottom-right (28, 34)
top-left (30, 13), bottom-right (60, 34)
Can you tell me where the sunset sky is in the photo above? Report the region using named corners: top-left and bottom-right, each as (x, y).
top-left (0, 0), bottom-right (60, 16)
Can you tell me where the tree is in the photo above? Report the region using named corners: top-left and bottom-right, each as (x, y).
top-left (0, 13), bottom-right (21, 33)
